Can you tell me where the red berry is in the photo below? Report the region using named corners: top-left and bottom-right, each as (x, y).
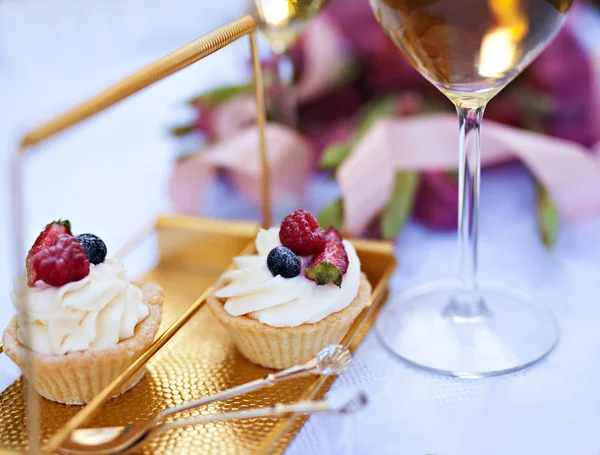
top-left (26, 220), bottom-right (72, 286)
top-left (279, 209), bottom-right (326, 256)
top-left (32, 235), bottom-right (90, 287)
top-left (305, 227), bottom-right (349, 287)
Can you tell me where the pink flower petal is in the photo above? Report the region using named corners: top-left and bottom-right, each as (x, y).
top-left (212, 94), bottom-right (257, 140)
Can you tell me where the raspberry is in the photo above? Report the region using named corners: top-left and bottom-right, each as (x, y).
top-left (305, 227), bottom-right (349, 287)
top-left (26, 220), bottom-right (72, 286)
top-left (279, 209), bottom-right (326, 256)
top-left (32, 235), bottom-right (90, 287)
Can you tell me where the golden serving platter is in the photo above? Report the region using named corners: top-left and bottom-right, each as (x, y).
top-left (0, 12), bottom-right (397, 454)
top-left (0, 215), bottom-right (395, 454)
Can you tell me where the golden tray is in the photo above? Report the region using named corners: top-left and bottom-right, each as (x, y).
top-left (0, 13), bottom-right (397, 454)
top-left (0, 215), bottom-right (395, 454)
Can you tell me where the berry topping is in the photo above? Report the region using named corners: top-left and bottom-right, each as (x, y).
top-left (279, 209), bottom-right (326, 256)
top-left (76, 234), bottom-right (107, 265)
top-left (304, 227), bottom-right (349, 287)
top-left (26, 220), bottom-right (72, 286)
top-left (32, 235), bottom-right (90, 287)
top-left (267, 246), bottom-right (301, 279)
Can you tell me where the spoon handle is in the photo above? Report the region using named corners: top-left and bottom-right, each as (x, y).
top-left (157, 399), bottom-right (331, 434)
top-left (158, 358), bottom-right (318, 420)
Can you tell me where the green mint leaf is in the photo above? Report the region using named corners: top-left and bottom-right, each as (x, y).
top-left (317, 198), bottom-right (344, 231)
top-left (380, 172), bottom-right (420, 240)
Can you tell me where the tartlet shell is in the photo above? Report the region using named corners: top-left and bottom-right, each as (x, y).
top-left (207, 273), bottom-right (372, 369)
top-left (2, 281), bottom-right (164, 405)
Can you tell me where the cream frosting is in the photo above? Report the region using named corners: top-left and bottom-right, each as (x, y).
top-left (10, 258), bottom-right (149, 355)
top-left (215, 228), bottom-right (361, 327)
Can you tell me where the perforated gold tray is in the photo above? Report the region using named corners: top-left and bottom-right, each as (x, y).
top-left (0, 215), bottom-right (396, 454)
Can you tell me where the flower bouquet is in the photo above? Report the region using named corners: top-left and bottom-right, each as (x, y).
top-left (169, 0), bottom-right (600, 248)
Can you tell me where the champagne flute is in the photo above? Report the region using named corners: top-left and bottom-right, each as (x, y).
top-left (369, 0), bottom-right (572, 377)
top-left (253, 0), bottom-right (327, 126)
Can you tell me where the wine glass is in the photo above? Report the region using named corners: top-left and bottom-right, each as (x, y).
top-left (369, 0), bottom-right (572, 377)
top-left (253, 0), bottom-right (327, 126)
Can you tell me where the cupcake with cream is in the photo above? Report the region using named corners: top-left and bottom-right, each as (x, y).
top-left (208, 209), bottom-right (371, 369)
top-left (2, 220), bottom-right (163, 404)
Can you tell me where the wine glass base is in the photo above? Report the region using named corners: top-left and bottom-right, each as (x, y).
top-left (376, 280), bottom-right (558, 378)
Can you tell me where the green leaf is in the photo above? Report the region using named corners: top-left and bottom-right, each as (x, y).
top-left (510, 81), bottom-right (555, 133)
top-left (421, 97), bottom-right (451, 114)
top-left (320, 144), bottom-right (352, 170)
top-left (380, 172), bottom-right (420, 240)
top-left (188, 83), bottom-right (252, 108)
top-left (445, 170), bottom-right (458, 181)
top-left (48, 219), bottom-right (72, 233)
top-left (169, 124), bottom-right (195, 137)
top-left (333, 58), bottom-right (361, 86)
top-left (547, 0), bottom-right (572, 13)
top-left (319, 97), bottom-right (396, 170)
top-left (317, 199), bottom-right (344, 231)
top-left (355, 97), bottom-right (396, 137)
top-left (537, 182), bottom-right (559, 250)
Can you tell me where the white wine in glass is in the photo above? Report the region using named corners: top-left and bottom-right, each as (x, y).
top-left (255, 0), bottom-right (327, 54)
top-left (254, 0), bottom-right (327, 126)
top-left (370, 0), bottom-right (571, 377)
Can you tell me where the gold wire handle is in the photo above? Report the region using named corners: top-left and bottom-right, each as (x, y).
top-left (15, 13), bottom-right (270, 228)
top-left (21, 15), bottom-right (252, 148)
top-left (8, 14), bottom-right (272, 454)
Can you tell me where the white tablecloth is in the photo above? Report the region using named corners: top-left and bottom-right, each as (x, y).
top-left (1, 2), bottom-right (600, 454)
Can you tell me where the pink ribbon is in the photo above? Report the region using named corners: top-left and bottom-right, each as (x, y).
top-left (170, 124), bottom-right (313, 212)
top-left (296, 16), bottom-right (348, 103)
top-left (337, 114), bottom-right (600, 236)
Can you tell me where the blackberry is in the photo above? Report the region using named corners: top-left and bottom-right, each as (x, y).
top-left (267, 246), bottom-right (301, 279)
top-left (76, 234), bottom-right (107, 265)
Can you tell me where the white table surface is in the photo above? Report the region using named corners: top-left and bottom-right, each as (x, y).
top-left (1, 2), bottom-right (600, 454)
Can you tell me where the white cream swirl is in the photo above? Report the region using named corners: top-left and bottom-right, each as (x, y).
top-left (10, 259), bottom-right (149, 355)
top-left (215, 228), bottom-right (361, 327)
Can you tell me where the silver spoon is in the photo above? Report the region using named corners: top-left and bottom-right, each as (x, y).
top-left (62, 388), bottom-right (367, 455)
top-left (59, 345), bottom-right (352, 455)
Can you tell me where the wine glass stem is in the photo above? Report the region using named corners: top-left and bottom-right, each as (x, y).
top-left (265, 49), bottom-right (297, 128)
top-left (451, 105), bottom-right (486, 317)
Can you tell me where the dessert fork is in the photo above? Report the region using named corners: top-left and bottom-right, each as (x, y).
top-left (59, 344), bottom-right (352, 454)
